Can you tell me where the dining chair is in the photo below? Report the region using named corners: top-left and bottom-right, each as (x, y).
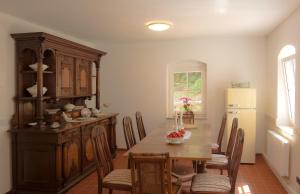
top-left (123, 116), bottom-right (137, 150)
top-left (173, 117), bottom-right (230, 182)
top-left (91, 125), bottom-right (132, 194)
top-left (190, 128), bottom-right (245, 194)
top-left (129, 152), bottom-right (182, 194)
top-left (135, 111), bottom-right (146, 140)
top-left (212, 114), bottom-right (227, 154)
top-left (205, 117), bottom-right (238, 174)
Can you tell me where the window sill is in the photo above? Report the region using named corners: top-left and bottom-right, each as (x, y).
top-left (166, 115), bottom-right (207, 120)
top-left (276, 125), bottom-right (295, 137)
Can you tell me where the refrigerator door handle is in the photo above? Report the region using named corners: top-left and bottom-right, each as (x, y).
top-left (228, 104), bottom-right (239, 108)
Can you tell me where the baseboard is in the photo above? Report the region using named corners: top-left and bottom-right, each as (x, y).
top-left (262, 153), bottom-right (298, 194)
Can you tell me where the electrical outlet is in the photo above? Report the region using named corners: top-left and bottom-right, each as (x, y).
top-left (297, 176), bottom-right (300, 185)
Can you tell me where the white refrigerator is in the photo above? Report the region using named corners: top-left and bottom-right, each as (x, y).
top-left (226, 88), bottom-right (256, 164)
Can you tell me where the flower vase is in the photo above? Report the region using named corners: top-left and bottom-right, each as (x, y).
top-left (183, 111), bottom-right (194, 124)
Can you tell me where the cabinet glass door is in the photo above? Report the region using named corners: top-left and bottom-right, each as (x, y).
top-left (76, 59), bottom-right (92, 96)
top-left (57, 54), bottom-right (75, 97)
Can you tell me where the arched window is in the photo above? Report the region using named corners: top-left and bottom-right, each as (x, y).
top-left (277, 45), bottom-right (296, 127)
top-left (167, 60), bottom-right (207, 118)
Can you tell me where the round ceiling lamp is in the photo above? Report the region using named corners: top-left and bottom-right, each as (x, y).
top-left (146, 21), bottom-right (173, 31)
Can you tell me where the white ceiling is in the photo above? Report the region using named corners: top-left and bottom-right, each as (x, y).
top-left (0, 0), bottom-right (299, 43)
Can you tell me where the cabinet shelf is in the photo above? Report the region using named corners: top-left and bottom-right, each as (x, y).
top-left (56, 95), bottom-right (92, 99)
top-left (16, 95), bottom-right (94, 101)
top-left (22, 70), bottom-right (54, 74)
top-left (16, 96), bottom-right (51, 101)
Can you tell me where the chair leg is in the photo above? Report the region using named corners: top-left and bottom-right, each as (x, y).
top-left (109, 189), bottom-right (112, 194)
top-left (220, 169), bottom-right (223, 175)
top-left (98, 180), bottom-right (102, 194)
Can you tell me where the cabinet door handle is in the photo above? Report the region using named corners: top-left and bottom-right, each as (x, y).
top-left (228, 111), bottom-right (234, 114)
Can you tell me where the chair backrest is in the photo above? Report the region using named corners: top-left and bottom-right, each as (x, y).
top-left (135, 112), bottom-right (146, 140)
top-left (216, 114), bottom-right (227, 152)
top-left (91, 125), bottom-right (114, 179)
top-left (123, 116), bottom-right (137, 150)
top-left (129, 152), bottom-right (172, 194)
top-left (228, 128), bottom-right (245, 193)
top-left (225, 117), bottom-right (238, 157)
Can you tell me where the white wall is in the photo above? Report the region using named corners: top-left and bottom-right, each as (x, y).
top-left (266, 7), bottom-right (300, 194)
top-left (0, 12), bottom-right (95, 194)
top-left (99, 37), bottom-right (267, 151)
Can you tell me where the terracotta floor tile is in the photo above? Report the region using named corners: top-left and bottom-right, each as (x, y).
top-left (68, 152), bottom-right (287, 194)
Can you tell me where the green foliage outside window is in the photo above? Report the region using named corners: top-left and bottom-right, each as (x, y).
top-left (173, 72), bottom-right (203, 112)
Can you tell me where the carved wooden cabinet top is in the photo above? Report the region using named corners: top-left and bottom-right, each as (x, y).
top-left (10, 113), bottom-right (119, 134)
top-left (11, 32), bottom-right (106, 57)
top-left (11, 32), bottom-right (107, 130)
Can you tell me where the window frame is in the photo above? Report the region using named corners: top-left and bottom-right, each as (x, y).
top-left (281, 54), bottom-right (296, 125)
top-left (167, 62), bottom-right (207, 118)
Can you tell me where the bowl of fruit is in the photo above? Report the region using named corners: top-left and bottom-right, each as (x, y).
top-left (166, 129), bottom-right (186, 144)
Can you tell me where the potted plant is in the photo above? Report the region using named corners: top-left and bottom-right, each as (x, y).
top-left (179, 97), bottom-right (192, 112)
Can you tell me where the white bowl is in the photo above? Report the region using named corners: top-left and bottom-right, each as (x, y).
top-left (166, 137), bottom-right (184, 144)
top-left (26, 84), bottom-right (47, 97)
top-left (28, 122), bottom-right (37, 126)
top-left (165, 131), bottom-right (185, 144)
top-left (29, 63), bottom-right (49, 71)
top-left (64, 103), bottom-right (75, 112)
top-left (45, 109), bottom-right (60, 114)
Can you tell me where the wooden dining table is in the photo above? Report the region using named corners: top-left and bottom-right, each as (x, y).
top-left (124, 122), bottom-right (212, 172)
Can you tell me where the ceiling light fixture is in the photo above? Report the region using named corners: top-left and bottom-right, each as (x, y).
top-left (146, 21), bottom-right (173, 32)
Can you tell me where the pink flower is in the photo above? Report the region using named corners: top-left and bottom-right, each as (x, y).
top-left (179, 97), bottom-right (192, 104)
top-left (179, 97), bottom-right (192, 112)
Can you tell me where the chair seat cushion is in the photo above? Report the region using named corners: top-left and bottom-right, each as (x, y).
top-left (206, 154), bottom-right (228, 166)
top-left (103, 169), bottom-right (131, 186)
top-left (191, 173), bottom-right (231, 193)
top-left (212, 154), bottom-right (226, 158)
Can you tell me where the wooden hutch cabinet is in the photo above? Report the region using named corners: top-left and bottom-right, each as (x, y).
top-left (9, 32), bottom-right (118, 194)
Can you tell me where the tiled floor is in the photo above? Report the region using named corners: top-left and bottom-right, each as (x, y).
top-left (68, 151), bottom-right (287, 194)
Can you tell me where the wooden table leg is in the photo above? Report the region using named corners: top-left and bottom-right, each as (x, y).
top-left (192, 160), bottom-right (197, 173)
top-left (197, 160), bottom-right (207, 173)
